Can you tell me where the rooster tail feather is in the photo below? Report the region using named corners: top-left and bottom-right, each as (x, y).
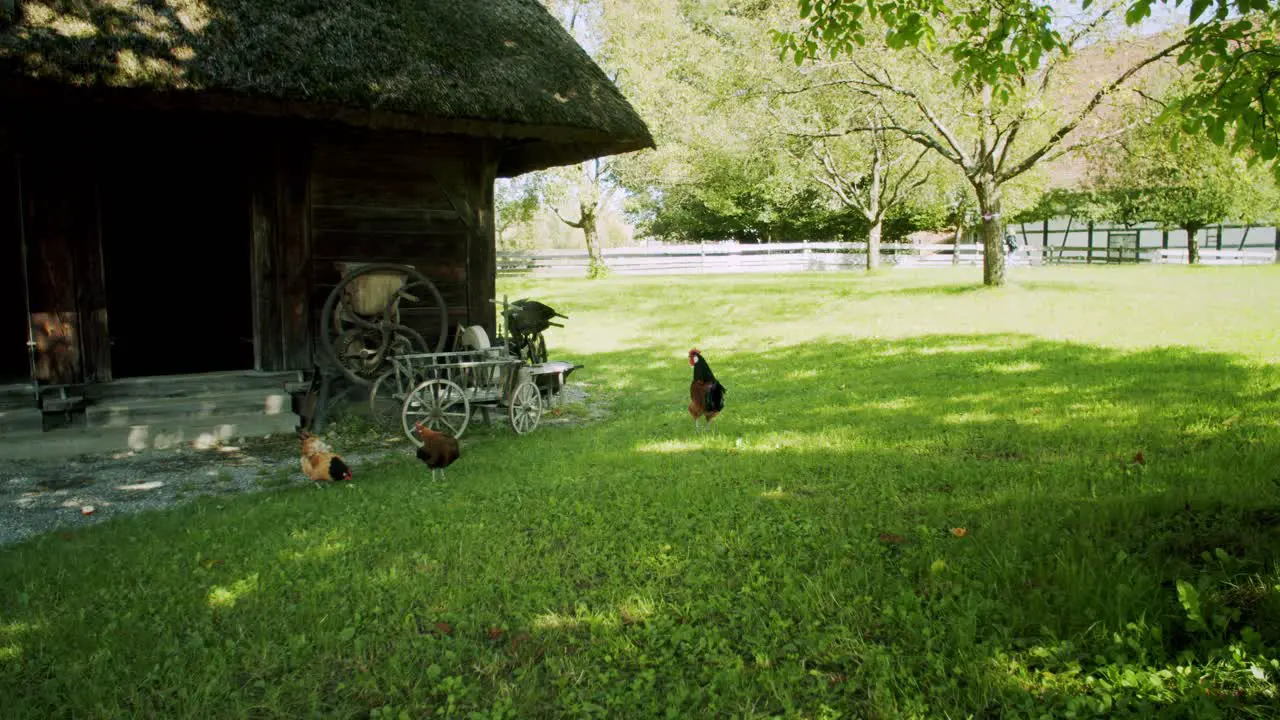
top-left (704, 382), bottom-right (726, 412)
top-left (328, 456), bottom-right (352, 481)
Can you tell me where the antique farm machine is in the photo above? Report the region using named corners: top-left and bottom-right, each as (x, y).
top-left (301, 262), bottom-right (580, 443)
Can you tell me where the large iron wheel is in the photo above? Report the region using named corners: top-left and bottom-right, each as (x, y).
top-left (336, 327), bottom-right (423, 381)
top-left (401, 378), bottom-right (470, 444)
top-left (507, 380), bottom-right (543, 434)
top-left (319, 263), bottom-right (448, 385)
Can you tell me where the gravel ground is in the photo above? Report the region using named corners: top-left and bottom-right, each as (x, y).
top-left (0, 384), bottom-right (603, 548)
top-left (0, 435), bottom-right (407, 547)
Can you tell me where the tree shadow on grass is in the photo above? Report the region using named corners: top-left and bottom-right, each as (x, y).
top-left (2, 333), bottom-right (1279, 717)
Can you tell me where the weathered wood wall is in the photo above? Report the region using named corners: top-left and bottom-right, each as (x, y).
top-left (302, 128), bottom-right (497, 366)
top-left (4, 103), bottom-right (499, 382)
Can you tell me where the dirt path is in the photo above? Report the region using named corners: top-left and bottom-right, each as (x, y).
top-left (0, 384), bottom-right (603, 547)
top-left (0, 434), bottom-right (406, 547)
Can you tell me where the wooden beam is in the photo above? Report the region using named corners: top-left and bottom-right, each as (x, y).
top-left (278, 137), bottom-right (312, 370)
top-left (74, 176), bottom-right (111, 382)
top-left (250, 144), bottom-right (284, 372)
top-left (464, 140), bottom-right (498, 340)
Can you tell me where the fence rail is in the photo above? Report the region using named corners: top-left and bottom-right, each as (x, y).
top-left (498, 240), bottom-right (1276, 278)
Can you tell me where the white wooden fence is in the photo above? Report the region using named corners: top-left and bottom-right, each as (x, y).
top-left (498, 241), bottom-right (1276, 278)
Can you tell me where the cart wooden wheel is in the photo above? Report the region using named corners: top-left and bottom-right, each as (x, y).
top-left (319, 263), bottom-right (447, 385)
top-left (402, 378), bottom-right (470, 444)
top-left (507, 380), bottom-right (543, 435)
top-left (368, 368), bottom-right (409, 429)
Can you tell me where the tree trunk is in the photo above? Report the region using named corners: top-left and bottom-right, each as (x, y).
top-left (581, 202), bottom-right (606, 279)
top-left (973, 175), bottom-right (1006, 286)
top-left (952, 222), bottom-right (964, 266)
top-left (1185, 225), bottom-right (1201, 265)
top-left (866, 218), bottom-right (882, 271)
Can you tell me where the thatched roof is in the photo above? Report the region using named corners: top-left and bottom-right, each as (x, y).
top-left (0, 0), bottom-right (654, 175)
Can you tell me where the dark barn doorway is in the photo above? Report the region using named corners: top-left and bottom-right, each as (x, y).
top-left (0, 155), bottom-right (31, 384)
top-left (98, 137), bottom-right (254, 378)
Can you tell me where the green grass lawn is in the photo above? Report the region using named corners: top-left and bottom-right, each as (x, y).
top-left (4, 265), bottom-right (1280, 718)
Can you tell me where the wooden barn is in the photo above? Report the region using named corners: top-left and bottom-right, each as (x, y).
top-left (0, 0), bottom-right (652, 457)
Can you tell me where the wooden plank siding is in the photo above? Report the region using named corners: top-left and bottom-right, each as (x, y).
top-left (307, 130), bottom-right (486, 356)
top-left (249, 144), bottom-right (284, 373)
top-left (462, 140), bottom-right (499, 340)
top-left (249, 133), bottom-right (314, 372)
top-left (74, 179), bottom-right (111, 383)
top-left (278, 139), bottom-right (312, 370)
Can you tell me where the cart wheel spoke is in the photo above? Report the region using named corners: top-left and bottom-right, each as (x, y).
top-left (402, 378), bottom-right (470, 444)
top-left (508, 380), bottom-right (543, 435)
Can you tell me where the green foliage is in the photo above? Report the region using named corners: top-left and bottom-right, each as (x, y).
top-left (1013, 188), bottom-right (1152, 227)
top-left (1089, 110), bottom-right (1279, 237)
top-left (1169, 9), bottom-right (1280, 181)
top-left (631, 183), bottom-right (865, 242)
top-left (603, 0), bottom-right (830, 241)
top-left (4, 267), bottom-right (1280, 716)
top-left (632, 182), bottom-right (942, 242)
top-left (600, 0), bottom-right (953, 243)
top-left (496, 175), bottom-right (549, 249)
top-left (773, 0), bottom-right (1177, 284)
top-left (783, 0), bottom-right (1280, 180)
top-left (780, 0), bottom-right (1066, 97)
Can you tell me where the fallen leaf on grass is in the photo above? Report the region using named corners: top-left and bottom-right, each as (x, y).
top-left (950, 527), bottom-right (968, 538)
top-left (487, 627), bottom-right (505, 640)
top-left (877, 533), bottom-right (908, 545)
top-left (1133, 451), bottom-right (1146, 465)
top-left (434, 622), bottom-right (453, 635)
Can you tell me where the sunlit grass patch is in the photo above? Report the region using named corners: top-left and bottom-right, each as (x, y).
top-left (2, 266), bottom-right (1280, 717)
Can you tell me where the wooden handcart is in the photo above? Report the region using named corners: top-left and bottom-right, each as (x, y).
top-left (369, 346), bottom-right (546, 444)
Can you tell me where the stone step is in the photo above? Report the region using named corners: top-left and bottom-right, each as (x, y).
top-left (0, 407), bottom-right (43, 434)
top-left (42, 396), bottom-right (87, 413)
top-left (0, 411), bottom-right (300, 460)
top-left (0, 383), bottom-right (36, 412)
top-left (85, 370), bottom-right (302, 402)
top-left (84, 389), bottom-right (292, 429)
